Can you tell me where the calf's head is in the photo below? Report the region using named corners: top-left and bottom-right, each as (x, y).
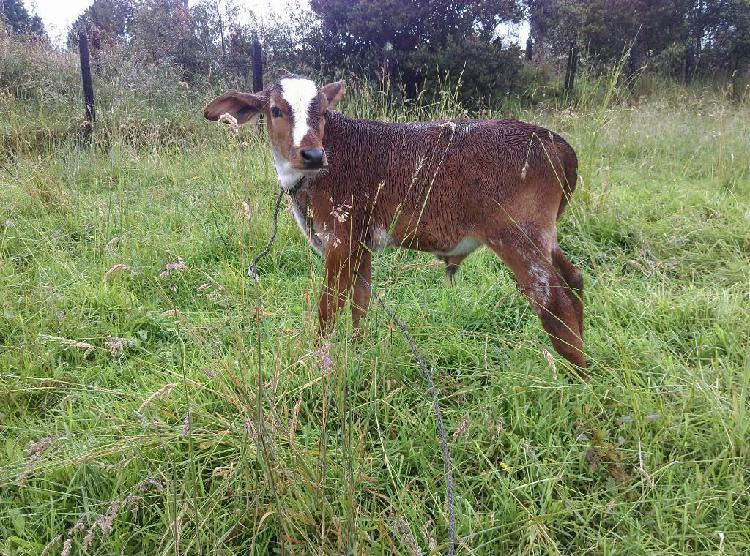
top-left (204, 76), bottom-right (345, 188)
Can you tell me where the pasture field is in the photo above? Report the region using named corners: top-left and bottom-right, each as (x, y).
top-left (1, 77), bottom-right (749, 555)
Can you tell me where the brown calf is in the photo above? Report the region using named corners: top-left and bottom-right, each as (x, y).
top-left (204, 75), bottom-right (585, 368)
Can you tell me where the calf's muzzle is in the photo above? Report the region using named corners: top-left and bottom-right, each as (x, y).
top-left (300, 147), bottom-right (325, 169)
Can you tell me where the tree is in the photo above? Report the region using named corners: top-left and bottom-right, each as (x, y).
top-left (128, 0), bottom-right (204, 77)
top-left (526, 0), bottom-right (750, 78)
top-left (1, 0), bottom-right (47, 38)
top-left (691, 0), bottom-right (750, 76)
top-left (528, 1), bottom-right (686, 60)
top-left (67, 0), bottom-right (135, 48)
top-left (308, 0), bottom-right (524, 101)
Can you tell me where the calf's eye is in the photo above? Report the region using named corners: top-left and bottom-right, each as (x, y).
top-left (271, 106), bottom-right (282, 118)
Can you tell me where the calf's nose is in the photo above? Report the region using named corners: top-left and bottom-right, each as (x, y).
top-left (300, 147), bottom-right (325, 168)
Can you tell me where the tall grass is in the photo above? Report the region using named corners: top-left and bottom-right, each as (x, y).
top-left (1, 37), bottom-right (749, 555)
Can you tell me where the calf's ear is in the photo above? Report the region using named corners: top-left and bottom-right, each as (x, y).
top-left (203, 90), bottom-right (267, 124)
top-left (320, 81), bottom-right (346, 110)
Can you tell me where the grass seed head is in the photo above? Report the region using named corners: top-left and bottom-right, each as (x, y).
top-left (138, 383), bottom-right (178, 412)
top-left (160, 257), bottom-right (186, 278)
top-left (103, 264), bottom-right (134, 282)
top-left (25, 436), bottom-right (53, 457)
top-left (105, 337), bottom-right (130, 358)
top-left (181, 411), bottom-right (191, 438)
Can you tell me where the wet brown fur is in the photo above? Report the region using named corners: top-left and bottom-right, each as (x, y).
top-left (205, 78), bottom-right (586, 370)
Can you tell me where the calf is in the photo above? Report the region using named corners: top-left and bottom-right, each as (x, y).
top-left (204, 75), bottom-right (585, 368)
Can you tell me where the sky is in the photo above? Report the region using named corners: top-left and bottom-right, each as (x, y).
top-left (25, 0), bottom-right (94, 43)
top-left (25, 0), bottom-right (286, 45)
top-left (26, 0), bottom-right (528, 48)
top-left (25, 0), bottom-right (279, 44)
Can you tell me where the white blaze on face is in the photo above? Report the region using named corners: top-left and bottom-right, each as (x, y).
top-left (279, 78), bottom-right (318, 147)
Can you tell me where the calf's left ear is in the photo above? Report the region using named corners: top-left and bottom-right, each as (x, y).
top-left (203, 90), bottom-right (267, 124)
top-left (321, 81), bottom-right (346, 110)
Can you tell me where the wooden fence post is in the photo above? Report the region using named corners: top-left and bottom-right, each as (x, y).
top-left (252, 37), bottom-right (263, 92)
top-left (683, 44), bottom-right (695, 85)
top-left (564, 41), bottom-right (578, 93)
top-left (78, 31), bottom-right (96, 143)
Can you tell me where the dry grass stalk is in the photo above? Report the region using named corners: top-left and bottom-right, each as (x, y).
top-left (103, 263), bottom-right (135, 282)
top-left (104, 236), bottom-right (120, 251)
top-left (61, 537), bottom-right (73, 556)
top-left (161, 308), bottom-right (182, 318)
top-left (543, 348), bottom-right (557, 378)
top-left (180, 411), bottom-right (191, 438)
top-left (38, 334), bottom-right (95, 358)
top-left (289, 396), bottom-right (302, 443)
top-left (138, 383), bottom-right (178, 412)
top-left (451, 415), bottom-right (469, 443)
top-left (25, 436), bottom-right (53, 457)
top-left (392, 516), bottom-right (423, 556)
top-left (241, 200), bottom-right (252, 222)
top-left (320, 342), bottom-right (332, 375)
top-left (40, 534), bottom-right (62, 555)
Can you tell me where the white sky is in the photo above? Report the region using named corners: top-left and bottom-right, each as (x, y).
top-left (26, 0), bottom-right (528, 48)
top-left (25, 0), bottom-right (94, 43)
top-left (26, 1), bottom-right (286, 45)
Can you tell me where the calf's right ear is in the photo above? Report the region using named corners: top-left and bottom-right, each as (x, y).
top-left (203, 90), bottom-right (267, 124)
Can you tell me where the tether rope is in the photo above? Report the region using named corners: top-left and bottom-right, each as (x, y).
top-left (248, 188), bottom-right (457, 555)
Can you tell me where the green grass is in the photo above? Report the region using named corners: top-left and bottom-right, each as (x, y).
top-left (1, 79), bottom-right (749, 555)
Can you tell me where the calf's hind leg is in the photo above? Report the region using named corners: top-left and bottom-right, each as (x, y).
top-left (552, 245), bottom-right (584, 337)
top-left (351, 250), bottom-right (372, 335)
top-left (485, 229), bottom-right (586, 370)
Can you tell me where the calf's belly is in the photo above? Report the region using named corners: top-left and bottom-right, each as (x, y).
top-left (431, 236), bottom-right (482, 257)
top-left (372, 225), bottom-right (482, 257)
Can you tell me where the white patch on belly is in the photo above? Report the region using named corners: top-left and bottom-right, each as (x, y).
top-left (433, 237), bottom-right (482, 257)
top-left (370, 227), bottom-right (392, 251)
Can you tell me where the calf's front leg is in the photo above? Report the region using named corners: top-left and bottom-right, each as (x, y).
top-left (318, 239), bottom-right (370, 336)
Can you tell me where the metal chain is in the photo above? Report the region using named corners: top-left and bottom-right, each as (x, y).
top-left (249, 189), bottom-right (457, 555)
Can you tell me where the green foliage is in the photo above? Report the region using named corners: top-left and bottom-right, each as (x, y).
top-left (127, 0), bottom-right (201, 76)
top-left (42, 0), bottom-right (749, 106)
top-left (415, 38), bottom-right (524, 107)
top-left (0, 0), bottom-right (46, 39)
top-left (527, 0), bottom-right (750, 77)
top-left (309, 0), bottom-right (525, 101)
top-left (66, 0), bottom-right (134, 48)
